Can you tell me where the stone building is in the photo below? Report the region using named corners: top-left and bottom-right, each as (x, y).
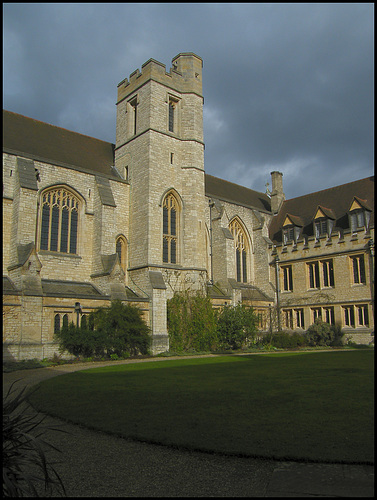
top-left (3, 53), bottom-right (374, 360)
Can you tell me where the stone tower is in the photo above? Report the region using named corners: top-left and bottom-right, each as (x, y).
top-left (115, 53), bottom-right (207, 352)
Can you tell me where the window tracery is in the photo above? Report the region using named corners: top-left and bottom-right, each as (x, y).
top-left (39, 187), bottom-right (79, 254)
top-left (163, 192), bottom-right (179, 264)
top-left (229, 218), bottom-right (248, 283)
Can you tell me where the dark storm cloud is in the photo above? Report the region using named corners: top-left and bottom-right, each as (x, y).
top-left (3, 3), bottom-right (373, 199)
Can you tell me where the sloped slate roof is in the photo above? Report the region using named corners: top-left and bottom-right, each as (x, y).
top-left (17, 157), bottom-right (38, 190)
top-left (269, 176), bottom-right (374, 243)
top-left (3, 276), bottom-right (19, 294)
top-left (42, 280), bottom-right (105, 298)
top-left (205, 174), bottom-right (271, 213)
top-left (3, 110), bottom-right (116, 178)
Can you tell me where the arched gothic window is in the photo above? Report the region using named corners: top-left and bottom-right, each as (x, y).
top-left (229, 218), bottom-right (248, 283)
top-left (39, 187), bottom-right (79, 254)
top-left (54, 314), bottom-right (60, 334)
top-left (116, 236), bottom-right (128, 272)
top-left (163, 192), bottom-right (179, 264)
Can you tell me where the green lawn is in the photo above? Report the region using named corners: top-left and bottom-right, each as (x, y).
top-left (28, 351), bottom-right (374, 463)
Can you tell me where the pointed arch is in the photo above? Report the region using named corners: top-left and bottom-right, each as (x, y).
top-left (115, 234), bottom-right (128, 273)
top-left (38, 185), bottom-right (83, 254)
top-left (229, 217), bottom-right (251, 283)
top-left (162, 190), bottom-right (181, 264)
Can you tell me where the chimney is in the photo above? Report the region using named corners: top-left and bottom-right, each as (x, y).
top-left (270, 171), bottom-right (285, 215)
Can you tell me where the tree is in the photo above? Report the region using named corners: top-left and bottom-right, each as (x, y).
top-left (167, 291), bottom-right (218, 352)
top-left (216, 304), bottom-right (258, 350)
top-left (55, 300), bottom-right (150, 358)
top-left (306, 318), bottom-right (344, 347)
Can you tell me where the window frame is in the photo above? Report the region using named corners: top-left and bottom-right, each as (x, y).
top-left (229, 217), bottom-right (249, 283)
top-left (129, 96), bottom-right (138, 136)
top-left (322, 259), bottom-right (335, 288)
top-left (307, 261), bottom-right (320, 289)
top-left (167, 95), bottom-right (180, 135)
top-left (281, 265), bottom-right (293, 292)
top-left (38, 186), bottom-right (81, 255)
top-left (116, 235), bottom-right (128, 273)
top-left (162, 192), bottom-right (180, 264)
top-left (356, 304), bottom-right (369, 327)
top-left (295, 308), bottom-right (305, 329)
top-left (343, 305), bottom-right (355, 327)
top-left (351, 254), bottom-right (366, 285)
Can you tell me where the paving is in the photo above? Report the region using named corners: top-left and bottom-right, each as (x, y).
top-left (3, 356), bottom-right (374, 497)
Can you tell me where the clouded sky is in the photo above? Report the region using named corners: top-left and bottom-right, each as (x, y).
top-left (3, 3), bottom-right (374, 199)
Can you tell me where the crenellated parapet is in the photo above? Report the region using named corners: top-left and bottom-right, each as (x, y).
top-left (117, 52), bottom-right (203, 103)
top-left (270, 226), bottom-right (374, 261)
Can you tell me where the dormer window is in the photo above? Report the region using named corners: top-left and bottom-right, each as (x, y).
top-left (313, 206), bottom-right (335, 240)
top-left (282, 214), bottom-right (302, 244)
top-left (283, 225), bottom-right (295, 244)
top-left (314, 218), bottom-right (328, 238)
top-left (349, 197), bottom-right (371, 232)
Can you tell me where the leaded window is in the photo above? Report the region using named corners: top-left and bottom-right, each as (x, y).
top-left (322, 259), bottom-right (335, 287)
top-left (308, 262), bottom-right (320, 289)
top-left (229, 218), bottom-right (248, 283)
top-left (169, 101), bottom-right (175, 132)
top-left (315, 218), bottom-right (328, 238)
top-left (54, 314), bottom-right (60, 334)
top-left (351, 255), bottom-right (366, 284)
top-left (163, 193), bottom-right (179, 264)
top-left (282, 265), bottom-right (293, 291)
top-left (116, 236), bottom-right (127, 272)
top-left (40, 188), bottom-right (79, 254)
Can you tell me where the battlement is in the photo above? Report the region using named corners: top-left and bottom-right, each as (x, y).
top-left (270, 226), bottom-right (374, 261)
top-left (117, 53), bottom-right (203, 103)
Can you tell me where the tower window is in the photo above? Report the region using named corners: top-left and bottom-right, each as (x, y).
top-left (129, 96), bottom-right (138, 135)
top-left (168, 96), bottom-right (180, 134)
top-left (163, 193), bottom-right (179, 264)
top-left (169, 101), bottom-right (175, 132)
top-left (39, 187), bottom-right (79, 254)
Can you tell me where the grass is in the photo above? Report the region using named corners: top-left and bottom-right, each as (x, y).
top-left (28, 350), bottom-right (373, 464)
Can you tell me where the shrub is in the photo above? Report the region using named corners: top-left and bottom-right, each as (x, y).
top-left (270, 331), bottom-right (308, 349)
top-left (55, 300), bottom-right (151, 358)
top-left (216, 304), bottom-right (258, 350)
top-left (306, 319), bottom-right (344, 347)
top-left (3, 381), bottom-right (66, 497)
top-left (167, 292), bottom-right (218, 352)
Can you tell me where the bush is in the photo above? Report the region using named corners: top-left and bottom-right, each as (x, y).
top-left (167, 292), bottom-right (218, 352)
top-left (3, 381), bottom-right (66, 497)
top-left (306, 319), bottom-right (344, 347)
top-left (270, 331), bottom-right (308, 349)
top-left (55, 300), bottom-right (151, 358)
top-left (216, 304), bottom-right (258, 350)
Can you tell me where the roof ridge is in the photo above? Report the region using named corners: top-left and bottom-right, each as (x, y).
top-left (281, 175), bottom-right (374, 204)
top-left (205, 173), bottom-right (267, 197)
top-left (3, 109), bottom-right (114, 146)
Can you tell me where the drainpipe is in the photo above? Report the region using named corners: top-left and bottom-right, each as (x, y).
top-left (368, 239), bottom-right (374, 316)
top-left (275, 255), bottom-right (281, 333)
top-left (209, 199), bottom-right (215, 285)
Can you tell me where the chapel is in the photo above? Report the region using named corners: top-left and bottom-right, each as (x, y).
top-left (3, 53), bottom-right (374, 360)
